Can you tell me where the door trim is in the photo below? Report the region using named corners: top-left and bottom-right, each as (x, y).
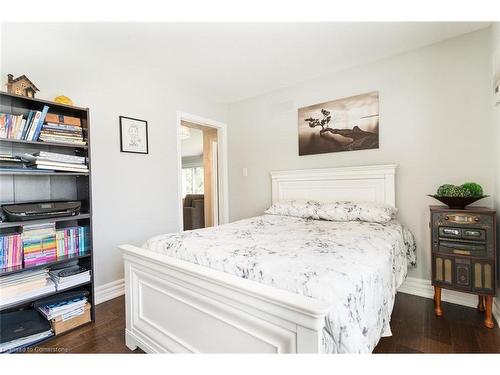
top-left (176, 111), bottom-right (229, 231)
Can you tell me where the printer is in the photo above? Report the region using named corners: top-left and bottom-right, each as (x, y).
top-left (1, 201), bottom-right (81, 222)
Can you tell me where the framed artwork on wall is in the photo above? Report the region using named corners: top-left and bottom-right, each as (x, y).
top-left (298, 91), bottom-right (379, 156)
top-left (119, 116), bottom-right (149, 154)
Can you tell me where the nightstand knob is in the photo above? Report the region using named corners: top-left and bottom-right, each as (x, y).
top-left (444, 216), bottom-right (449, 221)
top-left (474, 216), bottom-right (480, 222)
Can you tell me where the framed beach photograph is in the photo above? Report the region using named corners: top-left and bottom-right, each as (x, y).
top-left (119, 116), bottom-right (149, 154)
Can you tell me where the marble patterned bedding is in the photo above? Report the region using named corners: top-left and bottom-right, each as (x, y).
top-left (142, 214), bottom-right (416, 353)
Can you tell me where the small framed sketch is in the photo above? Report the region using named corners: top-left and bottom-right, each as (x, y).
top-left (119, 116), bottom-right (149, 154)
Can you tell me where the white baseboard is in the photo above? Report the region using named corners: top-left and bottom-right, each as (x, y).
top-left (92, 276), bottom-right (499, 326)
top-left (398, 277), bottom-right (499, 326)
top-left (94, 278), bottom-right (125, 305)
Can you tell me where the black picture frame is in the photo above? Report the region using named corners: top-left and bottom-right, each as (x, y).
top-left (119, 116), bottom-right (149, 154)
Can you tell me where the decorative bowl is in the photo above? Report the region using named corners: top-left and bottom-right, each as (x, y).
top-left (427, 195), bottom-right (488, 209)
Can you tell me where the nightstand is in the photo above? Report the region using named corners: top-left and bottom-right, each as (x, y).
top-left (430, 206), bottom-right (497, 328)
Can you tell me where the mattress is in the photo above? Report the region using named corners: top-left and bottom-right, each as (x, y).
top-left (143, 214), bottom-right (416, 353)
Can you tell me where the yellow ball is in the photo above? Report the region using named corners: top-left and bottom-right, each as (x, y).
top-left (54, 95), bottom-right (73, 106)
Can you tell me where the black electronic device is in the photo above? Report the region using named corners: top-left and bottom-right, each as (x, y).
top-left (0, 309), bottom-right (51, 344)
top-left (1, 200), bottom-right (81, 222)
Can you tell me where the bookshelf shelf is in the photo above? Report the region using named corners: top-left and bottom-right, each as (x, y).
top-left (0, 170), bottom-right (89, 176)
top-left (7, 319), bottom-right (93, 353)
top-left (0, 213), bottom-right (91, 229)
top-left (0, 137), bottom-right (89, 149)
top-left (0, 280), bottom-right (92, 312)
top-left (0, 252), bottom-right (91, 277)
top-left (0, 91), bottom-right (94, 351)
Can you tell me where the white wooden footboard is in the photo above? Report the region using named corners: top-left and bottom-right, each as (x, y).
top-left (120, 244), bottom-right (330, 353)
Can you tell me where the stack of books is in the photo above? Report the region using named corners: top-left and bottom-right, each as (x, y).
top-left (0, 154), bottom-right (25, 170)
top-left (49, 264), bottom-right (91, 291)
top-left (0, 106), bottom-right (49, 141)
top-left (56, 226), bottom-right (90, 257)
top-left (0, 232), bottom-right (22, 270)
top-left (22, 223), bottom-right (57, 267)
top-left (0, 268), bottom-right (56, 309)
top-left (34, 290), bottom-right (91, 335)
top-left (0, 309), bottom-right (53, 353)
top-left (19, 151), bottom-right (88, 173)
top-left (35, 291), bottom-right (88, 320)
top-left (39, 113), bottom-right (85, 145)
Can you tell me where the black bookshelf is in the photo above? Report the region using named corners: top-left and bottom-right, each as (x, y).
top-left (0, 91), bottom-right (94, 350)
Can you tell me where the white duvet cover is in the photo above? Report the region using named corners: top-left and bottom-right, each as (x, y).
top-left (143, 214), bottom-right (416, 353)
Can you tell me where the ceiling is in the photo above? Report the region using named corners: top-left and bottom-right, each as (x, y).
top-left (181, 127), bottom-right (204, 157)
top-left (1, 22), bottom-right (490, 103)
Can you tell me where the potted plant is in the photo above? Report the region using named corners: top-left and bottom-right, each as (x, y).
top-left (428, 182), bottom-right (488, 209)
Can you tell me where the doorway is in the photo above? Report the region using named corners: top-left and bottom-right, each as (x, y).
top-left (176, 112), bottom-right (228, 232)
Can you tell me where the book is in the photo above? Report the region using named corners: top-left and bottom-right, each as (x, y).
top-left (45, 113), bottom-right (81, 127)
top-left (27, 160), bottom-right (89, 170)
top-left (39, 138), bottom-right (86, 145)
top-left (26, 111), bottom-right (42, 140)
top-left (21, 110), bottom-right (34, 140)
top-left (32, 105), bottom-right (49, 141)
top-left (29, 164), bottom-right (88, 173)
top-left (44, 123), bottom-right (83, 132)
top-left (30, 151), bottom-right (86, 164)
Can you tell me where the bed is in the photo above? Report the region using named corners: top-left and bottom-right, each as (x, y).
top-left (119, 164), bottom-right (415, 353)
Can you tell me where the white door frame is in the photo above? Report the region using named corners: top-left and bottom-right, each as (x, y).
top-left (176, 111), bottom-right (229, 232)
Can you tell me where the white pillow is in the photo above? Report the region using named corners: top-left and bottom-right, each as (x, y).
top-left (265, 199), bottom-right (320, 219)
top-left (317, 201), bottom-right (397, 223)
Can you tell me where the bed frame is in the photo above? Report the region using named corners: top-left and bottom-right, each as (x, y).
top-left (120, 164), bottom-right (397, 353)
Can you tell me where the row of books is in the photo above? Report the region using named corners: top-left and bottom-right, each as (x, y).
top-left (0, 106), bottom-right (49, 141)
top-left (56, 226), bottom-right (90, 258)
top-left (0, 233), bottom-right (22, 269)
top-left (0, 223), bottom-right (90, 270)
top-left (0, 108), bottom-right (86, 146)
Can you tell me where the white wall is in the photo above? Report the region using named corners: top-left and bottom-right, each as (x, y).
top-left (1, 29), bottom-right (227, 287)
top-left (492, 23), bottom-right (500, 304)
top-left (227, 28), bottom-right (494, 281)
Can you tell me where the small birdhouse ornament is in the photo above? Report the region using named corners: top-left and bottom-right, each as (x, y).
top-left (6, 74), bottom-right (39, 98)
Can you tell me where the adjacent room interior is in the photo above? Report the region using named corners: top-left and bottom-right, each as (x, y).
top-left (181, 121), bottom-right (220, 230)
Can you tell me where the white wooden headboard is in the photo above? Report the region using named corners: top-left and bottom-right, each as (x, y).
top-left (270, 164), bottom-right (397, 207)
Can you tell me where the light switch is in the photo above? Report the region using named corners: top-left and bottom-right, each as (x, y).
top-left (242, 167), bottom-right (248, 177)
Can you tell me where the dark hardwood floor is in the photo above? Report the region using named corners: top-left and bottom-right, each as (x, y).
top-left (32, 292), bottom-right (499, 354)
top-left (374, 293), bottom-right (500, 353)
